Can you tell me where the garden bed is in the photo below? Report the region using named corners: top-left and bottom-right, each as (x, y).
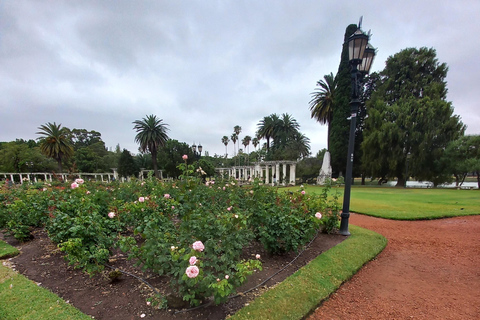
top-left (2, 228), bottom-right (344, 320)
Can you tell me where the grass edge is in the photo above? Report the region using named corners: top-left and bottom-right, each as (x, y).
top-left (231, 225), bottom-right (387, 320)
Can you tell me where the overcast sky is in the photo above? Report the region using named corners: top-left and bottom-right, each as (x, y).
top-left (1, 0), bottom-right (479, 158)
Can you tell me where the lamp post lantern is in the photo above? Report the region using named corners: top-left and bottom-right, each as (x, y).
top-left (192, 142), bottom-right (203, 160)
top-left (339, 24), bottom-right (376, 236)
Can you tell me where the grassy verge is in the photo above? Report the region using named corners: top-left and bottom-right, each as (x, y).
top-left (0, 240), bottom-right (91, 320)
top-left (284, 185), bottom-right (480, 220)
top-left (232, 225), bottom-right (387, 320)
top-left (0, 240), bottom-right (19, 259)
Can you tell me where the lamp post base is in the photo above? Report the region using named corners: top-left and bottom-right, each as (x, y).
top-left (339, 212), bottom-right (351, 236)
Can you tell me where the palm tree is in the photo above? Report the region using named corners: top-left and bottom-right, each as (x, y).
top-left (133, 115), bottom-right (169, 179)
top-left (275, 113), bottom-right (300, 147)
top-left (221, 135), bottom-right (230, 158)
top-left (257, 114), bottom-right (279, 152)
top-left (309, 72), bottom-right (337, 150)
top-left (36, 122), bottom-right (74, 173)
top-left (242, 135), bottom-right (252, 165)
top-left (252, 137), bottom-right (260, 151)
top-left (231, 133), bottom-right (238, 158)
top-left (233, 125), bottom-right (242, 157)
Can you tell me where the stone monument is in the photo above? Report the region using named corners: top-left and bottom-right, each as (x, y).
top-left (317, 151), bottom-right (332, 185)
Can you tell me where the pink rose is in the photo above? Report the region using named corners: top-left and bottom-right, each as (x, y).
top-left (186, 266), bottom-right (199, 278)
top-left (255, 254), bottom-right (261, 259)
top-left (108, 212), bottom-right (116, 219)
top-left (164, 194), bottom-right (170, 199)
top-left (301, 190), bottom-right (306, 195)
top-left (315, 212), bottom-right (322, 219)
top-left (192, 241), bottom-right (204, 252)
top-left (70, 182), bottom-right (79, 189)
top-left (86, 191), bottom-right (91, 194)
top-left (225, 275), bottom-right (229, 279)
top-left (75, 178), bottom-right (84, 184)
top-left (182, 154), bottom-right (188, 161)
top-left (138, 197), bottom-right (145, 202)
top-left (189, 256), bottom-right (197, 265)
top-left (227, 206), bottom-right (232, 211)
top-left (171, 206), bottom-right (175, 209)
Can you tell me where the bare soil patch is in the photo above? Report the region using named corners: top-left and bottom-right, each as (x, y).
top-left (2, 229), bottom-right (344, 320)
top-left (310, 214), bottom-right (480, 320)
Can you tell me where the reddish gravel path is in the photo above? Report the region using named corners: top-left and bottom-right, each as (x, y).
top-left (309, 213), bottom-right (480, 320)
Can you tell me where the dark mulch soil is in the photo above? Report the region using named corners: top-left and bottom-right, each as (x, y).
top-left (1, 229), bottom-right (344, 320)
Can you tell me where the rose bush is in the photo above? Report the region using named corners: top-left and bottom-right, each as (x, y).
top-left (0, 164), bottom-right (340, 308)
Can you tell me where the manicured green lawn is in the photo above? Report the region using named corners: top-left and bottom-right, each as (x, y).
top-left (0, 242), bottom-right (90, 320)
top-left (285, 185), bottom-right (480, 220)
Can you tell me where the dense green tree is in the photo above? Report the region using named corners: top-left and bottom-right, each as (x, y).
top-left (66, 129), bottom-right (103, 149)
top-left (309, 72), bottom-right (337, 150)
top-left (36, 122), bottom-right (74, 172)
top-left (0, 140), bottom-right (55, 172)
top-left (296, 151), bottom-right (326, 183)
top-left (133, 115), bottom-right (169, 179)
top-left (157, 139), bottom-right (194, 178)
top-left (443, 135), bottom-right (480, 187)
top-left (329, 24), bottom-right (358, 177)
top-left (362, 47), bottom-right (465, 186)
top-left (118, 149), bottom-right (139, 179)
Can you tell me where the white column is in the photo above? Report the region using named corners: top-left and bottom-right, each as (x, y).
top-left (275, 163), bottom-right (280, 185)
top-left (265, 165), bottom-right (269, 184)
top-left (282, 163), bottom-right (287, 185)
top-left (290, 164), bottom-right (296, 185)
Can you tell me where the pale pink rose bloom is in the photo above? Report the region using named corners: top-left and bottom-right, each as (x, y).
top-left (185, 266), bottom-right (199, 278)
top-left (189, 256), bottom-right (197, 265)
top-left (146, 301), bottom-right (151, 306)
top-left (216, 278), bottom-right (220, 282)
top-left (249, 190), bottom-right (254, 194)
top-left (227, 206), bottom-right (232, 211)
top-left (223, 187), bottom-right (226, 191)
top-left (171, 206), bottom-right (175, 209)
top-left (301, 190), bottom-right (306, 195)
top-left (192, 241), bottom-right (205, 252)
top-left (86, 191), bottom-right (91, 194)
top-left (164, 194), bottom-right (170, 199)
top-left (225, 275), bottom-right (229, 279)
top-left (234, 214), bottom-right (238, 218)
top-left (256, 254), bottom-right (261, 259)
top-left (170, 246), bottom-right (176, 250)
top-left (140, 313), bottom-right (146, 318)
top-left (108, 212), bottom-right (116, 219)
top-left (138, 197), bottom-right (145, 202)
top-left (70, 182), bottom-right (79, 189)
top-left (75, 178), bottom-right (84, 184)
top-left (43, 188), bottom-right (47, 191)
top-left (182, 154), bottom-right (188, 160)
top-left (315, 212), bottom-right (322, 219)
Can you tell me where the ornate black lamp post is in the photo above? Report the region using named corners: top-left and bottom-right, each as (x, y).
top-left (191, 143), bottom-right (203, 160)
top-left (339, 25), bottom-right (376, 236)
